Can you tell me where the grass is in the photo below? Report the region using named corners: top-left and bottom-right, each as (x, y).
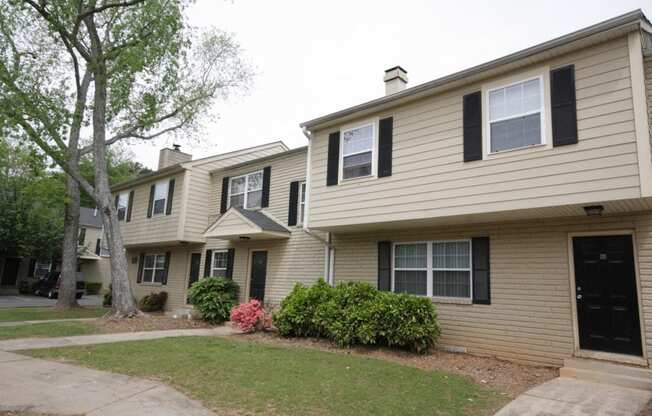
top-left (0, 322), bottom-right (99, 340)
top-left (24, 336), bottom-right (506, 416)
top-left (0, 306), bottom-right (107, 322)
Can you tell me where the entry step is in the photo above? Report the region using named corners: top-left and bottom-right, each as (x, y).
top-left (561, 358), bottom-right (652, 391)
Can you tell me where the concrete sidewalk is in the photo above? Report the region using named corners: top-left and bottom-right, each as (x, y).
top-left (0, 351), bottom-right (214, 415)
top-left (0, 317), bottom-right (98, 327)
top-left (0, 326), bottom-right (240, 351)
top-left (494, 377), bottom-right (652, 416)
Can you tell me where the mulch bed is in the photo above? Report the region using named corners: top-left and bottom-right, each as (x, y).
top-left (92, 314), bottom-right (212, 333)
top-left (238, 331), bottom-right (558, 398)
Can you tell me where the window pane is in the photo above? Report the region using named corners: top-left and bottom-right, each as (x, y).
top-left (490, 113), bottom-right (541, 152)
top-left (117, 207), bottom-right (126, 221)
top-left (212, 269), bottom-right (226, 278)
top-left (489, 78), bottom-right (541, 121)
top-left (153, 198), bottom-right (166, 214)
top-left (246, 190), bottom-right (262, 209)
top-left (230, 177), bottom-right (246, 194)
top-left (522, 79), bottom-right (541, 113)
top-left (395, 244), bottom-right (427, 268)
top-left (144, 255), bottom-right (155, 268)
top-left (213, 252), bottom-right (228, 268)
top-left (247, 172), bottom-right (263, 191)
top-left (300, 183), bottom-right (306, 202)
top-left (343, 164), bottom-right (372, 179)
top-left (433, 241), bottom-right (470, 269)
top-left (489, 89), bottom-right (505, 120)
top-left (143, 269), bottom-right (154, 282)
top-left (155, 255), bottom-right (166, 268)
top-left (230, 194), bottom-right (244, 208)
top-left (505, 84), bottom-right (522, 116)
top-left (433, 270), bottom-right (470, 298)
top-left (343, 152), bottom-right (372, 179)
top-left (395, 270), bottom-right (427, 295)
top-left (154, 269), bottom-right (165, 283)
top-left (343, 125), bottom-right (373, 155)
top-left (154, 182), bottom-right (168, 200)
top-left (343, 152), bottom-right (372, 168)
top-left (118, 193), bottom-right (129, 209)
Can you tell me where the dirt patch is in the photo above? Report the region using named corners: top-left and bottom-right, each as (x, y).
top-left (239, 332), bottom-right (558, 398)
top-left (93, 314), bottom-right (212, 333)
top-left (0, 412), bottom-right (82, 416)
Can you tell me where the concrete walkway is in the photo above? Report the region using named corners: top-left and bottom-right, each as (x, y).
top-left (0, 294), bottom-right (103, 308)
top-left (0, 317), bottom-right (97, 327)
top-left (0, 350), bottom-right (215, 415)
top-left (495, 377), bottom-right (652, 416)
top-left (0, 326), bottom-right (240, 351)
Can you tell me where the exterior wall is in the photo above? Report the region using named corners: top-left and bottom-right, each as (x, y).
top-left (309, 36), bottom-right (647, 229)
top-left (119, 172), bottom-right (186, 246)
top-left (331, 211), bottom-right (652, 367)
top-left (127, 246), bottom-right (199, 312)
top-left (645, 56), bottom-right (652, 146)
top-left (80, 258), bottom-right (111, 288)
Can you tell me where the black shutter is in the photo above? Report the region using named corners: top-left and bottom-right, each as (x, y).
top-left (378, 241), bottom-right (392, 291)
top-left (162, 251), bottom-right (171, 285)
top-left (204, 249), bottom-right (213, 277)
top-left (378, 117), bottom-right (393, 177)
top-left (78, 228), bottom-right (86, 245)
top-left (288, 181), bottom-right (299, 226)
top-left (165, 179), bottom-right (175, 215)
top-left (27, 259), bottom-right (36, 277)
top-left (226, 248), bottom-right (235, 279)
top-left (95, 239), bottom-right (101, 255)
top-left (551, 65), bottom-right (578, 147)
top-left (114, 194), bottom-right (119, 209)
top-left (326, 131), bottom-right (340, 186)
top-left (147, 185), bottom-right (155, 218)
top-left (261, 166), bottom-right (271, 208)
top-left (472, 237), bottom-right (491, 304)
top-left (137, 253), bottom-right (145, 283)
top-left (220, 177), bottom-right (230, 214)
top-left (463, 91), bottom-right (482, 162)
top-left (126, 190), bottom-right (134, 222)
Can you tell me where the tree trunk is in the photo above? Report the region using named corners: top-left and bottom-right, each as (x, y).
top-left (56, 175), bottom-right (80, 308)
top-left (86, 13), bottom-right (140, 318)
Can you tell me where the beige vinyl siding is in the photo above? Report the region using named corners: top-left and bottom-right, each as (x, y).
top-left (309, 37), bottom-right (644, 229)
top-left (127, 246), bottom-right (199, 312)
top-left (645, 56), bottom-right (652, 148)
top-left (182, 146), bottom-right (286, 242)
top-left (119, 172), bottom-right (185, 246)
top-left (332, 211), bottom-right (652, 367)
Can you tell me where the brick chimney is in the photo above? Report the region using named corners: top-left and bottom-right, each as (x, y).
top-left (384, 66), bottom-right (408, 95)
top-left (158, 144), bottom-right (192, 170)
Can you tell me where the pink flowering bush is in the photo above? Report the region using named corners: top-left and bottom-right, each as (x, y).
top-left (230, 300), bottom-right (270, 332)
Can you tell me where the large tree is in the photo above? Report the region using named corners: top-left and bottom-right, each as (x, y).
top-left (0, 1), bottom-right (252, 316)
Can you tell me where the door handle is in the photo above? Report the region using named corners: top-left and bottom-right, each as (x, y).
top-left (576, 294), bottom-right (582, 300)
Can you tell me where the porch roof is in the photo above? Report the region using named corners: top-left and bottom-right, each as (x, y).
top-left (204, 207), bottom-right (290, 241)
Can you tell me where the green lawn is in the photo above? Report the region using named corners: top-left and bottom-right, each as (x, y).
top-left (0, 322), bottom-right (99, 340)
top-left (24, 337), bottom-right (506, 416)
top-left (0, 307), bottom-right (107, 322)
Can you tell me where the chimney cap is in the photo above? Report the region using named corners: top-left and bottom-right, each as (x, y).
top-left (384, 65), bottom-right (408, 74)
top-left (172, 144), bottom-right (181, 151)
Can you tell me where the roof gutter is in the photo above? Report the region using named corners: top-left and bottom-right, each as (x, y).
top-left (300, 9), bottom-right (650, 130)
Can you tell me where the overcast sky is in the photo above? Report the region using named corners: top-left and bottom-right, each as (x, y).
top-left (129, 0), bottom-right (651, 169)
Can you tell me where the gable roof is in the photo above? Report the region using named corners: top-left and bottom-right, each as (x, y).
top-left (204, 207), bottom-right (290, 240)
top-left (233, 207), bottom-right (289, 234)
top-left (79, 207), bottom-right (103, 228)
top-left (300, 9), bottom-right (652, 131)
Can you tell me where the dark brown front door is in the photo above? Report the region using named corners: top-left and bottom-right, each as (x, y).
top-left (187, 253), bottom-right (201, 289)
top-left (1, 258), bottom-right (21, 286)
top-left (573, 235), bottom-right (642, 356)
top-left (249, 251), bottom-right (267, 302)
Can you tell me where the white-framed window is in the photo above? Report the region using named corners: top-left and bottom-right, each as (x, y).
top-left (392, 240), bottom-right (472, 299)
top-left (152, 181), bottom-right (168, 216)
top-left (341, 122), bottom-right (375, 180)
top-left (117, 192), bottom-right (129, 221)
top-left (211, 250), bottom-right (228, 277)
top-left (229, 171), bottom-right (263, 210)
top-left (487, 76), bottom-right (544, 154)
top-left (142, 253), bottom-right (166, 284)
top-left (34, 262), bottom-right (51, 279)
top-left (299, 181), bottom-right (306, 225)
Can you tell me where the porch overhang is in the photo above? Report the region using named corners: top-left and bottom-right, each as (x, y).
top-left (204, 207), bottom-right (291, 241)
top-left (78, 252), bottom-right (101, 261)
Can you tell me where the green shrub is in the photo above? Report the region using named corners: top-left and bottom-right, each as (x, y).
top-left (103, 284), bottom-right (112, 307)
top-left (274, 280), bottom-right (440, 353)
top-left (273, 279), bottom-right (333, 337)
top-left (138, 291), bottom-right (168, 312)
top-left (86, 282), bottom-right (102, 295)
top-left (187, 277), bottom-right (239, 324)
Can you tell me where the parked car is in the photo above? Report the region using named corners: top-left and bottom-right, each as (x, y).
top-left (33, 271), bottom-right (85, 299)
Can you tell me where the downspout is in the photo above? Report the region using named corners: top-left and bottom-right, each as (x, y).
top-left (302, 127), bottom-right (335, 285)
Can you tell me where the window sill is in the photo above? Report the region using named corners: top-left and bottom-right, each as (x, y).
top-left (139, 282), bottom-right (163, 287)
top-left (430, 296), bottom-right (472, 305)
